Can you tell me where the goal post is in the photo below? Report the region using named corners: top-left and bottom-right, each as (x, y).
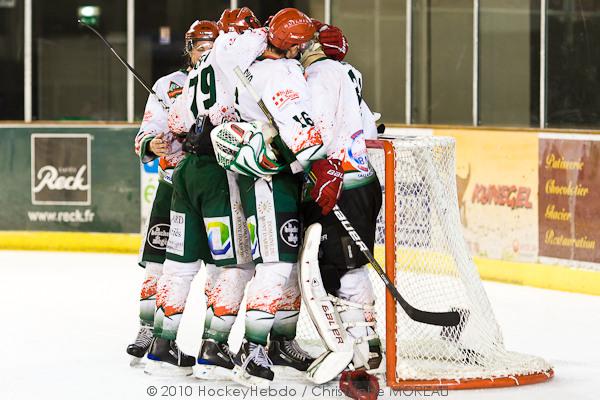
top-left (295, 135), bottom-right (554, 390)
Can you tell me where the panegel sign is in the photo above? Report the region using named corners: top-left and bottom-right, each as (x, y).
top-left (434, 128), bottom-right (539, 262)
top-left (31, 133), bottom-right (92, 205)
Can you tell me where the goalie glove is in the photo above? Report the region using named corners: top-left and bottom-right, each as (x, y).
top-left (339, 370), bottom-right (380, 400)
top-left (211, 121), bottom-right (284, 179)
top-left (309, 158), bottom-right (344, 216)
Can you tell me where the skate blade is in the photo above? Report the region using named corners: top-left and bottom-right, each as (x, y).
top-left (271, 365), bottom-right (308, 380)
top-left (129, 356), bottom-right (146, 368)
top-left (193, 364), bottom-right (233, 381)
top-left (144, 359), bottom-right (193, 377)
top-left (231, 365), bottom-right (272, 388)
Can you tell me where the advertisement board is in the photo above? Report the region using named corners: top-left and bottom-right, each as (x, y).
top-left (435, 129), bottom-right (539, 262)
top-left (0, 126), bottom-right (140, 233)
top-left (539, 133), bottom-right (600, 263)
top-left (31, 134), bottom-right (92, 205)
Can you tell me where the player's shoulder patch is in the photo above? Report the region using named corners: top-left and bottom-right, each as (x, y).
top-left (155, 70), bottom-right (186, 99)
top-left (167, 81), bottom-right (183, 99)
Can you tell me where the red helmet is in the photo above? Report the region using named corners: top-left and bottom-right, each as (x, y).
top-left (268, 8), bottom-right (316, 50)
top-left (185, 20), bottom-right (219, 42)
top-left (217, 7), bottom-right (261, 33)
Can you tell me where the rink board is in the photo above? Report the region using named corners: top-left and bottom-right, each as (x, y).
top-left (1, 230), bottom-right (599, 296)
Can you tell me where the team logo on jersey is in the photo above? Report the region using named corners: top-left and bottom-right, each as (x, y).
top-left (31, 133), bottom-right (91, 205)
top-left (246, 216), bottom-right (260, 260)
top-left (272, 89), bottom-right (299, 110)
top-left (167, 81), bottom-right (183, 99)
top-left (347, 130), bottom-right (369, 173)
top-left (205, 217), bottom-right (234, 260)
top-left (147, 223), bottom-right (170, 250)
top-left (279, 218), bottom-right (300, 248)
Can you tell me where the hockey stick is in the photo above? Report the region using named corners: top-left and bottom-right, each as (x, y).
top-left (233, 66), bottom-right (461, 327)
top-left (78, 19), bottom-right (170, 111)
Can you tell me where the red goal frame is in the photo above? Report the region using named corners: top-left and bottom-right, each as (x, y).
top-left (366, 139), bottom-right (554, 390)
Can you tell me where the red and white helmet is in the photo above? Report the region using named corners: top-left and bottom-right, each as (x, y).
top-left (185, 20), bottom-right (218, 52)
top-left (268, 8), bottom-right (316, 51)
top-left (217, 7), bottom-right (261, 33)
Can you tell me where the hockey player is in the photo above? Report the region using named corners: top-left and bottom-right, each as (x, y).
top-left (299, 20), bottom-right (383, 381)
top-left (145, 9), bottom-right (264, 377)
top-left (209, 8), bottom-right (343, 387)
top-left (126, 20), bottom-right (218, 366)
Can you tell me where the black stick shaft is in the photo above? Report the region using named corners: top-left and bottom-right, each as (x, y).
top-left (233, 65), bottom-right (461, 327)
top-left (78, 19), bottom-right (169, 111)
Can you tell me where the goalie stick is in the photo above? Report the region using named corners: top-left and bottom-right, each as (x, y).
top-left (78, 19), bottom-right (170, 112)
top-left (233, 66), bottom-right (461, 327)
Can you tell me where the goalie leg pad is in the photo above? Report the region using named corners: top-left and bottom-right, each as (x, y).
top-left (299, 223), bottom-right (354, 383)
top-left (337, 266), bottom-right (380, 370)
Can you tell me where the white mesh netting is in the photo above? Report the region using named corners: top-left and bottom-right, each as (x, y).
top-left (295, 135), bottom-right (553, 386)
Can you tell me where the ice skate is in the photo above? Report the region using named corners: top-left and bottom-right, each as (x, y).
top-left (268, 337), bottom-right (315, 374)
top-left (144, 338), bottom-right (195, 376)
top-left (126, 325), bottom-right (153, 367)
top-left (193, 338), bottom-right (235, 380)
top-left (232, 340), bottom-right (274, 387)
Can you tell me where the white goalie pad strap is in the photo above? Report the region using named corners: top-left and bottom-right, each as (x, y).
top-left (211, 121), bottom-right (284, 179)
top-left (334, 297), bottom-right (377, 335)
top-left (300, 223), bottom-right (354, 383)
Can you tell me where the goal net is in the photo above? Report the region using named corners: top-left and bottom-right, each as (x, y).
top-left (295, 135), bottom-right (553, 389)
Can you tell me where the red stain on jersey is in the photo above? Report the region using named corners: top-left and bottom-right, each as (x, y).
top-left (143, 111), bottom-right (153, 122)
top-left (291, 126), bottom-right (323, 153)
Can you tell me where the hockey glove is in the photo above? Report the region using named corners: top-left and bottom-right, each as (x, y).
top-left (339, 370), bottom-right (380, 400)
top-left (317, 25), bottom-right (348, 61)
top-left (309, 158), bottom-right (344, 216)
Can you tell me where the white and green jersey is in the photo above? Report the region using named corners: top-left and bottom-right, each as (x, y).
top-left (135, 70), bottom-right (187, 184)
top-left (229, 56), bottom-right (325, 170)
top-left (305, 58), bottom-right (378, 189)
top-left (168, 28), bottom-right (268, 135)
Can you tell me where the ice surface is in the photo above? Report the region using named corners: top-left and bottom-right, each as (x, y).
top-left (1, 250), bottom-right (599, 400)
